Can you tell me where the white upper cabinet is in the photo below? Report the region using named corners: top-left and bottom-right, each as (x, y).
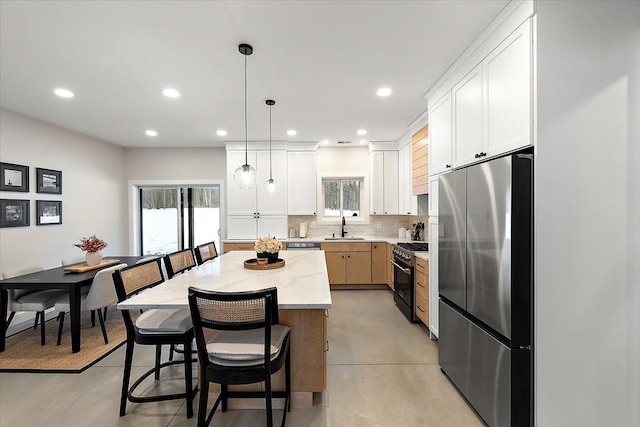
top-left (287, 151), bottom-right (317, 215)
top-left (256, 150), bottom-right (288, 215)
top-left (484, 19), bottom-right (532, 156)
top-left (370, 150), bottom-right (399, 215)
top-left (429, 17), bottom-right (533, 175)
top-left (226, 148), bottom-right (287, 239)
top-left (399, 144), bottom-right (417, 215)
top-left (429, 93), bottom-right (453, 176)
top-left (428, 175), bottom-right (439, 217)
top-left (453, 64), bottom-right (484, 166)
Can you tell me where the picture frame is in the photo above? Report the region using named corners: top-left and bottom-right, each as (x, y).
top-left (36, 168), bottom-right (62, 194)
top-left (0, 199), bottom-right (30, 227)
top-left (36, 200), bottom-right (62, 225)
top-left (0, 162), bottom-right (29, 192)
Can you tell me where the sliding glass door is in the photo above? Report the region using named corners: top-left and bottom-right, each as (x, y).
top-left (140, 185), bottom-right (220, 255)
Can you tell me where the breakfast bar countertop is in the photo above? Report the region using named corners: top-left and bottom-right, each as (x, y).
top-left (117, 250), bottom-right (332, 311)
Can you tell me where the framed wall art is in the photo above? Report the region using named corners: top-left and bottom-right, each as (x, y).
top-left (0, 199), bottom-right (30, 227)
top-left (36, 200), bottom-right (62, 225)
top-left (0, 162), bottom-right (29, 192)
top-left (36, 168), bottom-right (62, 194)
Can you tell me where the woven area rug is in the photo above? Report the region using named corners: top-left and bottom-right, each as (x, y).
top-left (0, 310), bottom-right (127, 373)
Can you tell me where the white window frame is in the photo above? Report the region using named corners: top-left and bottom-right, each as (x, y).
top-left (316, 172), bottom-right (369, 224)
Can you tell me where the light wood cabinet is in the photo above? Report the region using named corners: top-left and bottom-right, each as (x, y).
top-left (414, 258), bottom-right (429, 327)
top-left (411, 125), bottom-right (429, 195)
top-left (223, 242), bottom-right (287, 254)
top-left (399, 143), bottom-right (418, 214)
top-left (371, 243), bottom-right (387, 284)
top-left (321, 242), bottom-right (371, 286)
top-left (386, 243), bottom-right (394, 290)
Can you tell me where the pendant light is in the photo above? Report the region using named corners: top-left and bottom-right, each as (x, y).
top-left (263, 99), bottom-right (280, 195)
top-left (233, 43), bottom-right (257, 189)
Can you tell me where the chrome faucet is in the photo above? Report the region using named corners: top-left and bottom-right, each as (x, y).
top-left (341, 216), bottom-right (347, 238)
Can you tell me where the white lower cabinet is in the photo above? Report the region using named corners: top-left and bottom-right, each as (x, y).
top-left (227, 215), bottom-right (288, 240)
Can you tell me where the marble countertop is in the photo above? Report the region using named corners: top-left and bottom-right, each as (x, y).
top-left (415, 253), bottom-right (430, 261)
top-left (224, 236), bottom-right (426, 245)
top-left (117, 250), bottom-right (332, 311)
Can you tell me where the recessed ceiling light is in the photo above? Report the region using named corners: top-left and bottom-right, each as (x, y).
top-left (360, 139), bottom-right (367, 145)
top-left (216, 129), bottom-right (227, 136)
top-left (321, 139), bottom-right (329, 145)
top-left (162, 88), bottom-right (181, 98)
top-left (287, 130), bottom-right (297, 136)
top-left (357, 129), bottom-right (367, 136)
top-left (145, 130), bottom-right (158, 137)
top-left (54, 88), bottom-right (74, 98)
top-left (376, 87), bottom-right (392, 97)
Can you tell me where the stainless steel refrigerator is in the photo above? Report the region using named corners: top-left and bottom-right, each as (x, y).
top-left (438, 152), bottom-right (533, 427)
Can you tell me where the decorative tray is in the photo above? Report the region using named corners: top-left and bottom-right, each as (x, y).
top-left (63, 259), bottom-right (120, 273)
top-left (244, 258), bottom-right (285, 270)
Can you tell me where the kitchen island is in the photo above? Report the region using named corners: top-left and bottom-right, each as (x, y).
top-left (118, 250), bottom-right (331, 408)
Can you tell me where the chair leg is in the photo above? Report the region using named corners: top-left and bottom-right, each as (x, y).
top-left (33, 312), bottom-right (40, 329)
top-left (5, 312), bottom-right (15, 334)
top-left (265, 372), bottom-right (273, 427)
top-left (97, 308), bottom-right (109, 344)
top-left (197, 367), bottom-right (209, 426)
top-left (221, 384), bottom-right (228, 412)
top-left (103, 307), bottom-right (108, 321)
top-left (155, 344), bottom-right (162, 380)
top-left (91, 310), bottom-right (96, 327)
top-left (169, 343), bottom-right (175, 361)
top-left (184, 338), bottom-right (194, 418)
top-left (57, 312), bottom-right (66, 346)
top-left (120, 340), bottom-right (135, 416)
top-left (39, 311), bottom-right (46, 346)
top-left (281, 348), bottom-right (291, 427)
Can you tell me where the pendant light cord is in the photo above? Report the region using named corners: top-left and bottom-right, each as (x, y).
top-left (244, 53), bottom-right (248, 166)
top-left (269, 103), bottom-right (273, 180)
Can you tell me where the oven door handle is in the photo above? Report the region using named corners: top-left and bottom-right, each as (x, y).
top-left (391, 260), bottom-right (412, 274)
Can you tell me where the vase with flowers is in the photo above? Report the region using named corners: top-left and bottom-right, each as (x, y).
top-left (74, 235), bottom-right (108, 266)
top-left (254, 235), bottom-right (283, 264)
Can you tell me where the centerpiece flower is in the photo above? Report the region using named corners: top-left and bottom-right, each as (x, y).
top-left (74, 235), bottom-right (108, 265)
top-left (254, 235), bottom-right (283, 263)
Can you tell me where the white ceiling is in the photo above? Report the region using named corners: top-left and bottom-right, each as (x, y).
top-left (0, 1), bottom-right (508, 148)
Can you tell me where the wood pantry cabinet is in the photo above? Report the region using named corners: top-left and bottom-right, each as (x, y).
top-left (371, 243), bottom-right (387, 284)
top-left (321, 242), bottom-right (371, 286)
top-left (414, 257), bottom-right (429, 326)
top-left (411, 125), bottom-right (429, 195)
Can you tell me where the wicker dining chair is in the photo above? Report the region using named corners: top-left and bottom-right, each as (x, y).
top-left (164, 248), bottom-right (196, 279)
top-left (112, 258), bottom-right (196, 418)
top-left (194, 242), bottom-right (218, 265)
top-left (188, 286), bottom-right (291, 427)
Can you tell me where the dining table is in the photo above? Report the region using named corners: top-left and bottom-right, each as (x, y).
top-left (0, 256), bottom-right (144, 353)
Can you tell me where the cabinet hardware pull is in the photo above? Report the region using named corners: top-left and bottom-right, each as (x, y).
top-left (417, 306), bottom-right (425, 313)
top-left (475, 153), bottom-right (480, 158)
top-left (446, 164), bottom-right (451, 168)
top-left (417, 282), bottom-right (424, 288)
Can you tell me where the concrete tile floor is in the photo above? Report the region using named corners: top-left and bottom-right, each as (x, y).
top-left (0, 290), bottom-right (485, 426)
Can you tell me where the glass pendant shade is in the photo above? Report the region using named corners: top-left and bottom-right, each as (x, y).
top-left (234, 164), bottom-right (257, 189)
top-left (264, 177), bottom-right (280, 195)
top-left (263, 99), bottom-right (279, 195)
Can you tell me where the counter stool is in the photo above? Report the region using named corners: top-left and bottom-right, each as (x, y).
top-left (112, 258), bottom-right (197, 418)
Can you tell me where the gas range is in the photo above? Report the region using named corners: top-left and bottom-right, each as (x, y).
top-left (392, 242), bottom-right (429, 267)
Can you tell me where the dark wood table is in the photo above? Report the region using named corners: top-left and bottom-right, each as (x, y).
top-left (0, 256), bottom-right (144, 353)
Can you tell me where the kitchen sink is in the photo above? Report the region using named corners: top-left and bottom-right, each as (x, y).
top-left (324, 236), bottom-right (365, 240)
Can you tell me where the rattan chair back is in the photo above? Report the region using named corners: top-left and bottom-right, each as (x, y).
top-left (164, 249), bottom-right (196, 278)
top-left (195, 242), bottom-right (218, 265)
top-left (112, 258), bottom-right (164, 302)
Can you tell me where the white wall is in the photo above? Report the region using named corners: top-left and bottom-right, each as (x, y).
top-left (0, 109), bottom-right (128, 272)
top-left (535, 2), bottom-right (640, 426)
top-left (124, 147), bottom-right (226, 180)
top-left (316, 146), bottom-right (369, 173)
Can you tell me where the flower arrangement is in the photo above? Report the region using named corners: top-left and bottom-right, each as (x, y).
top-left (74, 235), bottom-right (108, 253)
top-left (254, 235), bottom-right (283, 254)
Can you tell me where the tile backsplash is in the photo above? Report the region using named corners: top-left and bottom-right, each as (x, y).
top-left (288, 215), bottom-right (429, 241)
